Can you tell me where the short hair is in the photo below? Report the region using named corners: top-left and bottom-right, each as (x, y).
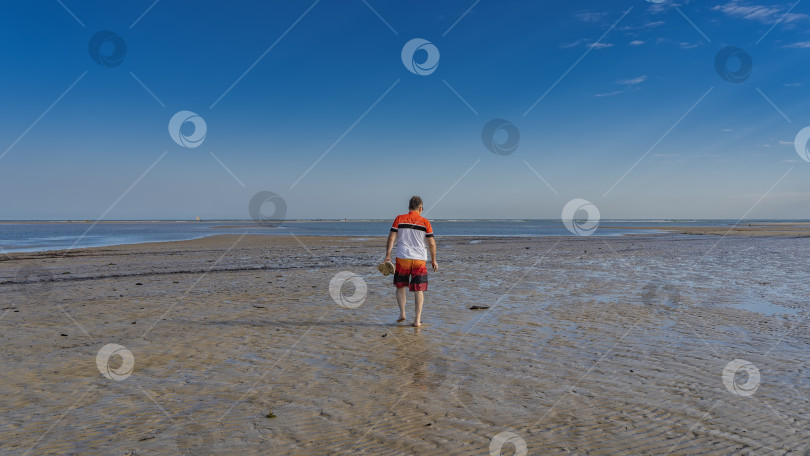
top-left (408, 195), bottom-right (423, 211)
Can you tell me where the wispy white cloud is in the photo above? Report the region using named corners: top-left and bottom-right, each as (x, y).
top-left (630, 40), bottom-right (644, 46)
top-left (784, 41), bottom-right (810, 48)
top-left (560, 40), bottom-right (614, 50)
top-left (617, 21), bottom-right (665, 31)
top-left (712, 1), bottom-right (808, 24)
top-left (645, 0), bottom-right (681, 14)
top-left (576, 11), bottom-right (607, 23)
top-left (617, 75), bottom-right (647, 85)
top-left (594, 90), bottom-right (623, 97)
top-left (595, 74), bottom-right (648, 97)
top-left (778, 139), bottom-right (794, 145)
top-left (652, 37), bottom-right (702, 49)
top-left (784, 82), bottom-right (803, 87)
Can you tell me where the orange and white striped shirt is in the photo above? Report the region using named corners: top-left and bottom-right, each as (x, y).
top-left (390, 211), bottom-right (434, 261)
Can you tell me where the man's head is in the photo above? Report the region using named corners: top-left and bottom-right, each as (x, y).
top-left (408, 195), bottom-right (423, 212)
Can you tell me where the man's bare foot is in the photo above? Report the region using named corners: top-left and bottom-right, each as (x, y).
top-left (412, 321), bottom-right (421, 327)
top-left (397, 316), bottom-right (406, 323)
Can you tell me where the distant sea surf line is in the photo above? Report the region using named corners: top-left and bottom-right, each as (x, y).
top-left (0, 219), bottom-right (792, 253)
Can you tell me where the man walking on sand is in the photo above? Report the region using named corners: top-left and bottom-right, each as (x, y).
top-left (384, 196), bottom-right (438, 327)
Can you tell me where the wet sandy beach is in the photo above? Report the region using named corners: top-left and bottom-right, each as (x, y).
top-left (1, 231), bottom-right (810, 455)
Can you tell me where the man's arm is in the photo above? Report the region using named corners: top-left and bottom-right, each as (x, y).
top-left (384, 231), bottom-right (396, 262)
top-left (428, 236), bottom-right (438, 271)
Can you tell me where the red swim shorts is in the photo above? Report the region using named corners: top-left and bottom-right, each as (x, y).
top-left (393, 258), bottom-right (428, 291)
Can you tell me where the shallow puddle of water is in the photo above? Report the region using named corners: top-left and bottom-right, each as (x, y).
top-left (724, 299), bottom-right (799, 316)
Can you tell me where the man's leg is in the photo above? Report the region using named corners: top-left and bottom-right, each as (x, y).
top-left (396, 286), bottom-right (407, 322)
top-left (413, 291), bottom-right (424, 327)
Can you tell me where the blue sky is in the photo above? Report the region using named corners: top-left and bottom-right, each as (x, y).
top-left (0, 0), bottom-right (808, 220)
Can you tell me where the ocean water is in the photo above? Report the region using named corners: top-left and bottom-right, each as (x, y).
top-left (0, 219), bottom-right (800, 253)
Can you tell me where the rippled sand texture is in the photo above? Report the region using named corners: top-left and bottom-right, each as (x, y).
top-left (1, 233), bottom-right (810, 455)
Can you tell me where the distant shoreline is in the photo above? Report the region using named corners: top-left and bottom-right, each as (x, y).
top-left (2, 223), bottom-right (810, 256)
top-left (2, 220), bottom-right (809, 255)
